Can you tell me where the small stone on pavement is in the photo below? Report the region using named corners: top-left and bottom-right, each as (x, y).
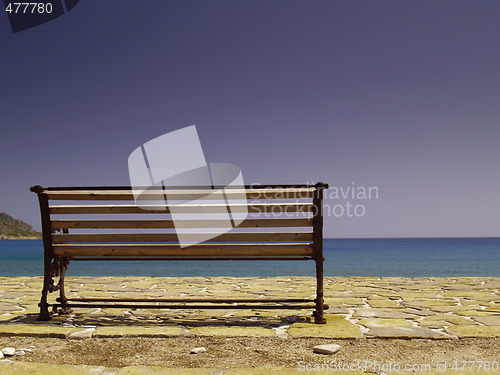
top-left (68, 328), bottom-right (95, 340)
top-left (1, 347), bottom-right (16, 356)
top-left (313, 344), bottom-right (341, 355)
top-left (190, 347), bottom-right (207, 354)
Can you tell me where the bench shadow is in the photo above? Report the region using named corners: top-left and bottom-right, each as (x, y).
top-left (9, 311), bottom-right (311, 328)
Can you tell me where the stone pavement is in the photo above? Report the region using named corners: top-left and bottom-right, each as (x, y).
top-left (1, 276), bottom-right (500, 339)
top-left (0, 276), bottom-right (499, 373)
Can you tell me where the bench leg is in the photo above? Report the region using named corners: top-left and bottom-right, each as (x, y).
top-left (38, 254), bottom-right (52, 321)
top-left (314, 256), bottom-right (326, 324)
top-left (38, 289), bottom-right (50, 320)
top-left (57, 258), bottom-right (72, 314)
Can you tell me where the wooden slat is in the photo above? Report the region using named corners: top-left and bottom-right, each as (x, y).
top-left (52, 232), bottom-right (313, 243)
top-left (52, 219), bottom-right (176, 229)
top-left (43, 184), bottom-right (317, 190)
top-left (52, 218), bottom-right (313, 229)
top-left (49, 203), bottom-right (313, 215)
top-left (53, 243), bottom-right (313, 257)
top-left (239, 218), bottom-right (312, 228)
top-left (45, 188), bottom-right (315, 201)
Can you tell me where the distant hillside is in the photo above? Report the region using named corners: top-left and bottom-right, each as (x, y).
top-left (0, 212), bottom-right (42, 239)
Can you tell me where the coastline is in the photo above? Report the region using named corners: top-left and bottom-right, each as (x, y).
top-left (0, 236), bottom-right (41, 240)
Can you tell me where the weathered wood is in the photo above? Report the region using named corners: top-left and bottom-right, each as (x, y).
top-left (43, 184), bottom-right (320, 190)
top-left (52, 232), bottom-right (313, 243)
top-left (52, 243), bottom-right (313, 257)
top-left (52, 218), bottom-right (313, 229)
top-left (49, 203), bottom-right (313, 215)
top-left (45, 188), bottom-right (315, 201)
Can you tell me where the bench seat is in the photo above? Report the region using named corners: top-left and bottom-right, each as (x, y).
top-left (31, 183), bottom-right (328, 323)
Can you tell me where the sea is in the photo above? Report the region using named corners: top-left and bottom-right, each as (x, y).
top-left (1, 238), bottom-right (499, 278)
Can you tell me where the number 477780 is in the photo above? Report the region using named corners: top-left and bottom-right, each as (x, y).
top-left (5, 2), bottom-right (53, 14)
top-left (451, 361), bottom-right (498, 372)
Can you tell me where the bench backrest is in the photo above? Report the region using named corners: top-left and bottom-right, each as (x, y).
top-left (31, 183), bottom-right (327, 261)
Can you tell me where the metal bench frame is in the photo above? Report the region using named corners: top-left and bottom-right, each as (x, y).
top-left (31, 182), bottom-right (328, 323)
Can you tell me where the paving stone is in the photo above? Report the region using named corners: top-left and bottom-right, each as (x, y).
top-left (460, 299), bottom-right (489, 306)
top-left (484, 306), bottom-right (500, 313)
top-left (0, 305), bottom-right (24, 313)
top-left (0, 292), bottom-right (30, 299)
top-left (402, 299), bottom-right (457, 307)
top-left (401, 308), bottom-right (436, 316)
top-left (0, 314), bottom-right (17, 322)
top-left (353, 309), bottom-right (417, 319)
top-left (426, 305), bottom-right (465, 313)
top-left (419, 314), bottom-right (475, 326)
top-left (442, 291), bottom-right (499, 301)
top-left (358, 318), bottom-right (414, 329)
top-left (366, 299), bottom-right (404, 308)
top-left (322, 306), bottom-right (350, 314)
top-left (472, 316), bottom-right (500, 326)
top-left (288, 315), bottom-right (362, 338)
top-left (321, 283), bottom-right (352, 291)
top-left (94, 326), bottom-right (185, 337)
top-left (418, 319), bottom-right (449, 329)
top-left (456, 310), bottom-right (499, 317)
top-left (447, 325), bottom-right (500, 337)
top-left (0, 324), bottom-right (79, 338)
top-left (327, 297), bottom-right (365, 305)
top-left (189, 326), bottom-right (274, 337)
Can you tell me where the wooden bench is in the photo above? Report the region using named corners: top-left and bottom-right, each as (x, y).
top-left (30, 183), bottom-right (329, 323)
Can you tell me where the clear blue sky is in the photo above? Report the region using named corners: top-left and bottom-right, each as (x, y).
top-left (1, 0), bottom-right (499, 238)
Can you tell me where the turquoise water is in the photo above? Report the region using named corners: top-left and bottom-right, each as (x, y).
top-left (1, 238), bottom-right (499, 277)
